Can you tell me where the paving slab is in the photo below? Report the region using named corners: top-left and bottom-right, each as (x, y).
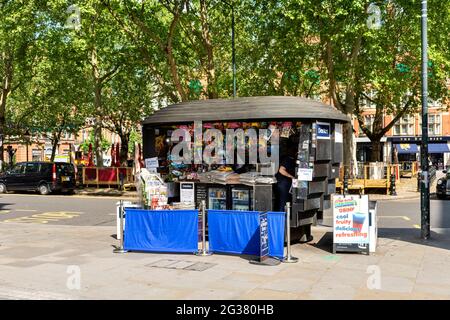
top-left (1, 222), bottom-right (450, 299)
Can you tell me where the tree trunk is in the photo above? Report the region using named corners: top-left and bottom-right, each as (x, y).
top-left (343, 121), bottom-right (355, 176)
top-left (0, 55), bottom-right (13, 168)
top-left (91, 45), bottom-right (104, 167)
top-left (199, 0), bottom-right (217, 99)
top-left (119, 134), bottom-right (129, 166)
top-left (50, 132), bottom-right (61, 163)
top-left (370, 139), bottom-right (382, 162)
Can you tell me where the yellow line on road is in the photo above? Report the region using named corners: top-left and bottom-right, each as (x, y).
top-left (379, 216), bottom-right (411, 221)
top-left (413, 224), bottom-right (420, 229)
top-left (3, 211), bottom-right (83, 224)
top-left (0, 210), bottom-right (10, 214)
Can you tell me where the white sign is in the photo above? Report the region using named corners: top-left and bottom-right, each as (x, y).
top-left (333, 195), bottom-right (369, 247)
top-left (297, 168), bottom-right (313, 181)
top-left (180, 182), bottom-right (195, 204)
top-left (335, 123), bottom-right (343, 143)
top-left (145, 157), bottom-right (159, 168)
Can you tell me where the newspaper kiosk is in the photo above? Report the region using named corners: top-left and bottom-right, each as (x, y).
top-left (141, 96), bottom-right (350, 243)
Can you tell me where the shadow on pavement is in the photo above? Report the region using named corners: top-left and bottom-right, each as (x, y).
top-left (378, 228), bottom-right (450, 251)
top-left (309, 228), bottom-right (450, 254)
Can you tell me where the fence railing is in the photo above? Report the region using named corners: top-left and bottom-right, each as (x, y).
top-left (82, 167), bottom-right (134, 188)
top-left (399, 161), bottom-right (419, 177)
top-left (336, 163), bottom-right (400, 195)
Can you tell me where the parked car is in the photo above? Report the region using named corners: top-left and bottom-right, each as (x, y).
top-left (436, 170), bottom-right (450, 200)
top-left (0, 162), bottom-right (76, 195)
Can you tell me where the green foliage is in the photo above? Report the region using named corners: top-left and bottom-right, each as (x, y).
top-left (1, 0), bottom-right (449, 164)
top-left (80, 131), bottom-right (110, 154)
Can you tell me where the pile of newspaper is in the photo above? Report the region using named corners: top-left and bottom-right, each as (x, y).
top-left (171, 202), bottom-right (196, 210)
top-left (239, 172), bottom-right (277, 185)
top-left (208, 171), bottom-right (240, 184)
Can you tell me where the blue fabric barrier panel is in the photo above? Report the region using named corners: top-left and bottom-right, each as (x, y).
top-left (123, 209), bottom-right (198, 253)
top-left (267, 211), bottom-right (286, 258)
top-left (208, 210), bottom-right (285, 258)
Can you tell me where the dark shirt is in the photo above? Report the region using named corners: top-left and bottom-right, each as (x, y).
top-left (276, 156), bottom-right (296, 186)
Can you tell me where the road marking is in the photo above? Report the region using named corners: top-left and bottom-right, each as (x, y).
top-left (0, 210), bottom-right (10, 214)
top-left (0, 193), bottom-right (136, 201)
top-left (14, 209), bottom-right (37, 212)
top-left (3, 211), bottom-right (83, 224)
top-left (413, 224), bottom-right (420, 229)
top-left (379, 216), bottom-right (411, 221)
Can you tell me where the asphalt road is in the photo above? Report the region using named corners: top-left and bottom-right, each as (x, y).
top-left (0, 192), bottom-right (449, 229)
top-left (0, 193), bottom-right (120, 227)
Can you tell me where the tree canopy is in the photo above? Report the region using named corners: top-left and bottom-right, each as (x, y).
top-left (2, 0), bottom-right (449, 166)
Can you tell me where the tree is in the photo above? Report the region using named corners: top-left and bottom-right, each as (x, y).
top-left (0, 0), bottom-right (44, 168)
top-left (236, 1), bottom-right (322, 98)
top-left (304, 0), bottom-right (450, 165)
top-left (102, 59), bottom-right (154, 165)
top-left (353, 0), bottom-right (450, 162)
top-left (102, 0), bottom-right (233, 102)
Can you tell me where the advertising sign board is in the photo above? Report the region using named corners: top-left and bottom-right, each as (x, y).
top-left (332, 195), bottom-right (370, 254)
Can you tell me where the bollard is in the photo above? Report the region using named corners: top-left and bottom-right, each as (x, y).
top-left (282, 202), bottom-right (299, 263)
top-left (390, 173), bottom-right (397, 196)
top-left (343, 173), bottom-right (349, 195)
top-left (113, 200), bottom-right (127, 253)
top-left (417, 171), bottom-right (421, 192)
top-left (195, 200), bottom-right (212, 256)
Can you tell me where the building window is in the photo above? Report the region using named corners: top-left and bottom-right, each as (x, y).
top-left (428, 98), bottom-right (442, 108)
top-left (361, 90), bottom-right (377, 109)
top-left (428, 114), bottom-right (441, 136)
top-left (360, 115), bottom-right (374, 136)
top-left (393, 115), bottom-right (414, 135)
top-left (32, 149), bottom-right (42, 161)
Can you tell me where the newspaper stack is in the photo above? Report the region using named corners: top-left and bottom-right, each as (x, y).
top-left (209, 171), bottom-right (237, 184)
top-left (171, 202), bottom-right (196, 210)
top-left (239, 172), bottom-right (277, 185)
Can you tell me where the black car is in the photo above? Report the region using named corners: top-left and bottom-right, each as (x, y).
top-left (0, 162), bottom-right (76, 195)
top-left (436, 170), bottom-right (450, 200)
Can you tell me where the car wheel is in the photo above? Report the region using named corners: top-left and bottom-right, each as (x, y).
top-left (0, 183), bottom-right (7, 194)
top-left (38, 184), bottom-right (50, 195)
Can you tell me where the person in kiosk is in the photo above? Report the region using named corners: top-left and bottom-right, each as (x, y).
top-left (276, 145), bottom-right (297, 212)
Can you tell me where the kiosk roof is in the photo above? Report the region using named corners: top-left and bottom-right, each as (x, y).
top-left (143, 96), bottom-right (350, 125)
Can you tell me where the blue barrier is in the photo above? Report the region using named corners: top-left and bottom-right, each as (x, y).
top-left (208, 210), bottom-right (285, 259)
top-left (123, 209), bottom-right (198, 253)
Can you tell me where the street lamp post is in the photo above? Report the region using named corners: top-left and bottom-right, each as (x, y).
top-left (221, 0), bottom-right (236, 98)
top-left (24, 130), bottom-right (31, 162)
top-left (420, 0), bottom-right (430, 239)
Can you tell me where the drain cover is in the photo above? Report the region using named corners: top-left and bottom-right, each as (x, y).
top-left (146, 259), bottom-right (216, 272)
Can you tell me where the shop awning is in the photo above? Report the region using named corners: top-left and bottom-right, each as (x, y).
top-left (395, 144), bottom-right (419, 154)
top-left (143, 96), bottom-right (350, 125)
top-left (429, 143), bottom-right (450, 153)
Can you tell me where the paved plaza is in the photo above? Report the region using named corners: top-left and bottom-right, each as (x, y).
top-left (1, 221), bottom-right (450, 300)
